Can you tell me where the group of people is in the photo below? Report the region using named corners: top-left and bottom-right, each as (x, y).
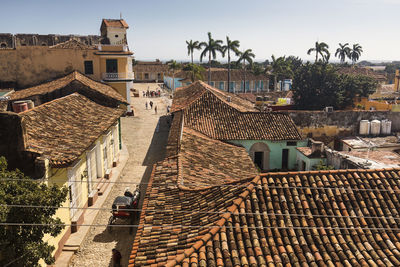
top-left (143, 88), bottom-right (162, 98)
top-left (145, 100), bottom-right (159, 114)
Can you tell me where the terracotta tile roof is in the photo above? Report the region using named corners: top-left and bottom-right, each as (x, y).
top-left (184, 90), bottom-right (301, 140)
top-left (172, 81), bottom-right (301, 141)
top-left (130, 168), bottom-right (400, 266)
top-left (102, 19), bottom-right (129, 28)
top-left (49, 39), bottom-right (96, 49)
top-left (165, 111), bottom-right (183, 158)
top-left (129, 157), bottom-right (254, 267)
top-left (172, 80), bottom-right (256, 113)
top-left (337, 66), bottom-right (387, 81)
top-left (10, 71), bottom-right (127, 105)
top-left (21, 93), bottom-right (123, 167)
top-left (179, 128), bottom-right (258, 189)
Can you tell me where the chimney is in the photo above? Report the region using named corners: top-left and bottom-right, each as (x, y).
top-left (227, 96), bottom-right (231, 102)
top-left (311, 139), bottom-right (324, 157)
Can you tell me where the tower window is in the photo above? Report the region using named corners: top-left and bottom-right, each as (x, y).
top-left (115, 34), bottom-right (119, 38)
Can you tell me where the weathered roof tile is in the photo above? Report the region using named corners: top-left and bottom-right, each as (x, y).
top-left (21, 93), bottom-right (123, 167)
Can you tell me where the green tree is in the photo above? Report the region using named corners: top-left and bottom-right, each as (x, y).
top-left (237, 49), bottom-right (255, 93)
top-left (0, 157), bottom-right (67, 266)
top-left (167, 60), bottom-right (182, 90)
top-left (285, 56), bottom-right (303, 72)
top-left (335, 43), bottom-right (351, 64)
top-left (222, 36), bottom-right (240, 93)
top-left (350, 43), bottom-right (363, 65)
top-left (200, 32), bottom-right (224, 84)
top-left (182, 63), bottom-right (205, 82)
top-left (292, 62), bottom-right (377, 110)
top-left (186, 40), bottom-right (201, 65)
top-left (307, 41), bottom-right (330, 63)
top-left (269, 55), bottom-right (294, 91)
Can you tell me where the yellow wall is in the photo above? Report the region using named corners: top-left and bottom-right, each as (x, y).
top-left (38, 123), bottom-right (121, 265)
top-left (353, 97), bottom-right (392, 111)
top-left (395, 70), bottom-right (400, 92)
top-left (0, 46), bottom-right (101, 87)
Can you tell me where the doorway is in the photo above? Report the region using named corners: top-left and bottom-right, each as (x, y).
top-left (254, 152), bottom-right (263, 170)
top-left (282, 149), bottom-right (289, 170)
top-left (249, 142), bottom-right (270, 171)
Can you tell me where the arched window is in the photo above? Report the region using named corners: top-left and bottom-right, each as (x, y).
top-left (0, 43), bottom-right (7, 49)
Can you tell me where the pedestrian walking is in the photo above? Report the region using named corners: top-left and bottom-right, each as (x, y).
top-left (142, 91), bottom-right (145, 97)
top-left (145, 102), bottom-right (148, 110)
top-left (149, 101), bottom-right (153, 109)
top-left (154, 105), bottom-right (157, 114)
top-left (167, 105), bottom-right (170, 114)
top-left (112, 249), bottom-right (122, 267)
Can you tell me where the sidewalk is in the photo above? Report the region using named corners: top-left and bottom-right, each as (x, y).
top-left (54, 144), bottom-right (129, 267)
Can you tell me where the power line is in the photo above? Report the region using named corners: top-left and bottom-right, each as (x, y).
top-left (1, 222), bottom-right (400, 231)
top-left (0, 177), bottom-right (400, 193)
top-left (2, 204), bottom-right (400, 222)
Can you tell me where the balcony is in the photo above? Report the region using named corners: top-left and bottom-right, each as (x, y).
top-left (97, 44), bottom-right (129, 52)
top-left (102, 72), bottom-right (134, 81)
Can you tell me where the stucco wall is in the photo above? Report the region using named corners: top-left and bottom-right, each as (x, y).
top-left (296, 151), bottom-right (326, 171)
top-left (285, 110), bottom-right (400, 144)
top-left (0, 46), bottom-right (100, 88)
top-left (228, 139), bottom-right (308, 170)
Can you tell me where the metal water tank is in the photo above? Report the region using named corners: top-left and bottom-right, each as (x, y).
top-left (370, 120), bottom-right (381, 135)
top-left (381, 120), bottom-right (392, 135)
top-left (359, 120), bottom-right (370, 135)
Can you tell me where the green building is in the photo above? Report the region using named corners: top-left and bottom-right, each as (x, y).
top-left (172, 81), bottom-right (307, 171)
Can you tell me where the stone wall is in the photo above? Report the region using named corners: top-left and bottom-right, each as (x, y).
top-left (0, 33), bottom-right (101, 49)
top-left (284, 110), bottom-right (400, 145)
top-left (0, 46), bottom-right (101, 88)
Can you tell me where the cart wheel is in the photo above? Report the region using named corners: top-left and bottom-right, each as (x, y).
top-left (108, 216), bottom-right (114, 233)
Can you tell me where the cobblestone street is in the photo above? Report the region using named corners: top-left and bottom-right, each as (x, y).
top-left (70, 83), bottom-right (171, 266)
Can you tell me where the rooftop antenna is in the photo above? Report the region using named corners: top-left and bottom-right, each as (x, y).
top-left (356, 137), bottom-right (376, 163)
top-left (120, 12), bottom-right (122, 19)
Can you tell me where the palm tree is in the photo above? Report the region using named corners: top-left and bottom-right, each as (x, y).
top-left (251, 64), bottom-right (264, 93)
top-left (335, 43), bottom-right (351, 64)
top-left (167, 60), bottom-right (181, 91)
top-left (349, 43), bottom-right (363, 65)
top-left (237, 49), bottom-right (255, 93)
top-left (269, 55), bottom-right (293, 91)
top-left (307, 41), bottom-right (330, 63)
top-left (183, 63), bottom-right (205, 82)
top-left (199, 32), bottom-right (224, 84)
top-left (222, 36), bottom-right (240, 93)
top-left (186, 40), bottom-right (201, 65)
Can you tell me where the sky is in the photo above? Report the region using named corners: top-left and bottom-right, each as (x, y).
top-left (1, 0), bottom-right (399, 62)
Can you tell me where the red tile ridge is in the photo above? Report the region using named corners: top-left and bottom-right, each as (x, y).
top-left (129, 164), bottom-right (157, 264)
top-left (171, 82), bottom-right (208, 112)
top-left (259, 168), bottom-right (400, 178)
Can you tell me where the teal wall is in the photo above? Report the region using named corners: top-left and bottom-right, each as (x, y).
top-left (296, 151), bottom-right (326, 171)
top-left (228, 139), bottom-right (308, 170)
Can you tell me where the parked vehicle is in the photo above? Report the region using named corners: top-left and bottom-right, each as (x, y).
top-left (108, 187), bottom-right (140, 233)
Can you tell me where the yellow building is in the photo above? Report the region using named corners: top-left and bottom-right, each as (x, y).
top-left (1, 93), bottom-right (124, 264)
top-left (395, 69), bottom-right (400, 91)
top-left (0, 19), bottom-right (134, 113)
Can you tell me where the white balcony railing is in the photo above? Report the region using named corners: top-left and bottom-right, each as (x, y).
top-left (102, 72), bottom-right (134, 80)
top-left (97, 44), bottom-right (129, 52)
